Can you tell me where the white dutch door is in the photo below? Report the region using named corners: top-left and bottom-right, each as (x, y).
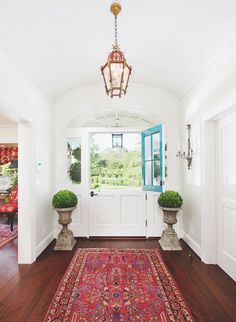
top-left (216, 110), bottom-right (236, 281)
top-left (89, 131), bottom-right (145, 236)
top-left (89, 126), bottom-right (165, 237)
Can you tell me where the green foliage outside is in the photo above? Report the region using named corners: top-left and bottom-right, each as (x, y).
top-left (90, 142), bottom-right (141, 189)
top-left (67, 143), bottom-right (81, 184)
top-left (72, 147), bottom-right (81, 161)
top-left (68, 161), bottom-right (81, 184)
top-left (52, 190), bottom-right (78, 208)
top-left (158, 190), bottom-right (183, 208)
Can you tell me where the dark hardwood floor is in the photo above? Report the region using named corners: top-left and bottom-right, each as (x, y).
top-left (0, 237), bottom-right (236, 322)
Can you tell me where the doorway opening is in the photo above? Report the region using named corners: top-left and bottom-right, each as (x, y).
top-left (66, 106), bottom-right (167, 238)
top-left (0, 116), bottom-right (18, 249)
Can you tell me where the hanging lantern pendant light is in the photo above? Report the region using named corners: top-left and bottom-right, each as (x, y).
top-left (101, 3), bottom-right (132, 98)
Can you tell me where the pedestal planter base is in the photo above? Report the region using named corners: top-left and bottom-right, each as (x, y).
top-left (159, 228), bottom-right (182, 251)
top-left (53, 207), bottom-right (76, 251)
top-left (54, 229), bottom-right (76, 251)
top-left (159, 207), bottom-right (182, 251)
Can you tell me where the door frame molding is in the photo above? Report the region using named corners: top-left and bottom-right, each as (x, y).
top-left (0, 103), bottom-right (35, 264)
top-left (200, 120), bottom-right (217, 264)
top-left (200, 106), bottom-right (236, 264)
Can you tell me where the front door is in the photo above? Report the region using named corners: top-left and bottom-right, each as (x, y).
top-left (89, 131), bottom-right (146, 236)
top-left (88, 125), bottom-right (164, 237)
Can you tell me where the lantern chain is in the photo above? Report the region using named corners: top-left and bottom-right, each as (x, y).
top-left (114, 14), bottom-right (118, 47)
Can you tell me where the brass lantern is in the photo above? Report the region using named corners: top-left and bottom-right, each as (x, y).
top-left (101, 3), bottom-right (132, 98)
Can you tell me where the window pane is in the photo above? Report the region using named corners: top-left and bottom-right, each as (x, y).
top-left (145, 161), bottom-right (152, 186)
top-left (67, 138), bottom-right (81, 184)
top-left (144, 135), bottom-right (151, 161)
top-left (153, 160), bottom-right (161, 186)
top-left (153, 132), bottom-right (160, 160)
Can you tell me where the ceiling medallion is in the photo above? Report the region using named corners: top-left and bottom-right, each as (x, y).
top-left (101, 3), bottom-right (132, 98)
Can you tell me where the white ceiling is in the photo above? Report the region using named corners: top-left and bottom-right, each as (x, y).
top-left (0, 0), bottom-right (235, 100)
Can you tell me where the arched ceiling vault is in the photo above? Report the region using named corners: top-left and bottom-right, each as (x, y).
top-left (0, 0), bottom-right (235, 100)
top-left (68, 106), bottom-right (162, 128)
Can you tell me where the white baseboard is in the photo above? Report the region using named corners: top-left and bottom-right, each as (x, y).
top-left (35, 231), bottom-right (54, 258)
top-left (181, 231), bottom-right (201, 258)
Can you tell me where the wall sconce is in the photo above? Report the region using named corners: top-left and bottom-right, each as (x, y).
top-left (176, 124), bottom-right (193, 169)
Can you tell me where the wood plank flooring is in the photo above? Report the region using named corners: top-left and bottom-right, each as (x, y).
top-left (0, 238), bottom-right (236, 322)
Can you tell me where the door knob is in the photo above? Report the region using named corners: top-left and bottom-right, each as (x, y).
top-left (90, 191), bottom-right (98, 197)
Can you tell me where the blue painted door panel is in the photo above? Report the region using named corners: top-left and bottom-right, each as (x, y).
top-left (141, 124), bottom-right (164, 192)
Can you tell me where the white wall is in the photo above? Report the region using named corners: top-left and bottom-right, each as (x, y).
top-left (181, 35), bottom-right (236, 261)
top-left (0, 127), bottom-right (18, 143)
top-left (0, 44), bottom-right (53, 262)
top-left (53, 83), bottom-right (182, 236)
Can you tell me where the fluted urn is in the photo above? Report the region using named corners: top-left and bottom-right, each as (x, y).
top-left (159, 207), bottom-right (182, 251)
top-left (54, 207), bottom-right (76, 251)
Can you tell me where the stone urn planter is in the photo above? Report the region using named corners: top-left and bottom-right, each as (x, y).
top-left (52, 190), bottom-right (78, 251)
top-left (54, 207), bottom-right (76, 250)
top-left (159, 207), bottom-right (182, 251)
top-left (158, 190), bottom-right (183, 251)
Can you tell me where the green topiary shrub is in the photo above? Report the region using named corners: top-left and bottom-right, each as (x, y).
top-left (158, 190), bottom-right (183, 208)
top-left (52, 190), bottom-right (78, 209)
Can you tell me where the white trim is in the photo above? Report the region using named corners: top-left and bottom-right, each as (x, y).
top-left (200, 120), bottom-right (217, 264)
top-left (181, 231), bottom-right (201, 257)
top-left (18, 121), bottom-right (35, 264)
top-left (35, 231), bottom-right (54, 258)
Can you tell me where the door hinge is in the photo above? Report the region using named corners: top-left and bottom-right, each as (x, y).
top-left (145, 219), bottom-right (147, 227)
top-left (145, 193), bottom-right (147, 200)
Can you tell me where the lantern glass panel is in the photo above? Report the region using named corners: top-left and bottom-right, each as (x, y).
top-left (102, 64), bottom-right (111, 92)
top-left (110, 62), bottom-right (123, 88)
top-left (122, 65), bottom-right (130, 91)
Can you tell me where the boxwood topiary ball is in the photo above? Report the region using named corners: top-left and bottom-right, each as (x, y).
top-left (52, 190), bottom-right (78, 209)
top-left (158, 190), bottom-right (183, 208)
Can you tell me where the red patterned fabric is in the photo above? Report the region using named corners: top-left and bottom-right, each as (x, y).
top-left (0, 224), bottom-right (18, 248)
top-left (0, 186), bottom-right (18, 213)
top-left (0, 146), bottom-right (18, 165)
top-left (0, 204), bottom-right (17, 212)
top-left (44, 249), bottom-right (194, 322)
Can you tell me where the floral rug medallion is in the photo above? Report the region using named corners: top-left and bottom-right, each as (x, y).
top-left (44, 248), bottom-right (194, 321)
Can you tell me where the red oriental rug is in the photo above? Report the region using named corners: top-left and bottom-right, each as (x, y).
top-left (0, 224), bottom-right (18, 248)
top-left (44, 249), bottom-right (194, 322)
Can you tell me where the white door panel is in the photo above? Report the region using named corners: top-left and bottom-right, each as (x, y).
top-left (120, 195), bottom-right (140, 224)
top-left (217, 111), bottom-right (236, 281)
top-left (89, 189), bottom-right (146, 236)
top-left (146, 192), bottom-right (166, 237)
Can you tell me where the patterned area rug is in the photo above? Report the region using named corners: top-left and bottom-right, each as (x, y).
top-left (44, 249), bottom-right (194, 322)
top-left (0, 224), bottom-right (18, 248)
